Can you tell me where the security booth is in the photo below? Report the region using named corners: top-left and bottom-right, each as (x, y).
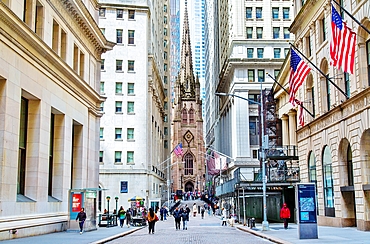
top-left (69, 189), bottom-right (98, 232)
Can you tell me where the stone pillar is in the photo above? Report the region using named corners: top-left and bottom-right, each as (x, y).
top-left (281, 115), bottom-right (289, 146)
top-left (288, 110), bottom-right (297, 146)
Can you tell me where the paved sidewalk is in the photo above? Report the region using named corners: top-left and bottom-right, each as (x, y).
top-left (237, 222), bottom-right (370, 244)
top-left (0, 225), bottom-right (144, 244)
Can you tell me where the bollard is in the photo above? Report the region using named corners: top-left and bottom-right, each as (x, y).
top-left (251, 217), bottom-right (255, 228)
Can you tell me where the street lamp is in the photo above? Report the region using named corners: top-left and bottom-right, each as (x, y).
top-left (115, 196), bottom-right (119, 213)
top-left (215, 91), bottom-right (269, 231)
top-left (106, 196), bottom-right (111, 215)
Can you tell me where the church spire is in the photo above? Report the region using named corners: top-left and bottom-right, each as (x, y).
top-left (179, 0), bottom-right (196, 98)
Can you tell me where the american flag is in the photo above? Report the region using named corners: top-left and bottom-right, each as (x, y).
top-left (295, 99), bottom-right (305, 126)
top-left (173, 143), bottom-right (183, 157)
top-left (330, 5), bottom-right (356, 74)
top-left (289, 48), bottom-right (311, 106)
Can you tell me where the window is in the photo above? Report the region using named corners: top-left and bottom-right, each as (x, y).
top-left (128, 30), bottom-right (135, 44)
top-left (322, 146), bottom-right (335, 216)
top-left (164, 127), bottom-right (168, 135)
top-left (274, 69), bottom-right (280, 78)
top-left (257, 48), bottom-right (264, 58)
top-left (127, 151), bottom-right (134, 164)
top-left (101, 59), bottom-right (105, 70)
top-left (246, 7), bottom-right (252, 18)
top-left (127, 101), bottom-right (134, 113)
top-left (256, 7), bottom-right (262, 19)
top-left (18, 97), bottom-right (28, 195)
top-left (247, 27), bottom-right (253, 39)
top-left (308, 152), bottom-right (317, 183)
top-left (347, 145), bottom-right (354, 186)
top-left (100, 82), bottom-right (104, 94)
top-left (273, 27), bottom-right (280, 39)
top-left (164, 64), bottom-right (168, 72)
top-left (320, 17), bottom-right (327, 42)
top-left (116, 60), bottom-right (123, 71)
top-left (115, 151), bottom-right (122, 163)
top-left (128, 10), bottom-right (135, 19)
top-left (128, 83), bottom-right (135, 94)
top-left (116, 82), bottom-right (123, 94)
top-left (258, 69), bottom-right (265, 82)
top-left (164, 140), bottom-right (168, 149)
top-left (164, 5), bottom-right (167, 12)
top-left (367, 40), bottom-right (370, 86)
top-left (306, 35), bottom-right (312, 56)
top-left (48, 113), bottom-right (55, 197)
top-left (115, 101), bottom-right (122, 113)
top-left (73, 44), bottom-right (85, 78)
top-left (189, 109), bottom-right (194, 123)
top-left (100, 128), bottom-right (104, 139)
top-left (128, 60), bottom-right (135, 71)
top-left (117, 9), bottom-right (123, 18)
top-left (184, 154), bottom-right (194, 175)
top-left (52, 20), bottom-right (66, 60)
top-left (274, 48), bottom-right (281, 58)
top-left (344, 72), bottom-right (350, 97)
top-left (164, 52), bottom-right (168, 60)
top-left (326, 79), bottom-right (331, 111)
top-left (283, 8), bottom-right (290, 19)
top-left (164, 28), bottom-right (167, 36)
top-left (284, 27), bottom-right (290, 39)
top-left (99, 8), bottom-right (106, 17)
top-left (272, 8), bottom-right (279, 19)
top-left (116, 29), bottom-right (123, 44)
top-left (247, 48), bottom-right (254, 58)
top-left (249, 116), bottom-right (259, 145)
top-left (164, 76), bottom-right (168, 84)
top-left (115, 128), bottom-right (122, 140)
top-left (100, 102), bottom-right (104, 112)
top-left (127, 128), bottom-right (134, 140)
top-left (257, 27), bottom-right (263, 39)
top-left (164, 16), bottom-right (167, 24)
top-left (99, 151), bottom-right (103, 163)
top-left (164, 40), bottom-right (168, 48)
top-left (182, 109), bottom-right (187, 123)
top-left (248, 70), bottom-right (255, 82)
top-left (284, 48), bottom-right (290, 57)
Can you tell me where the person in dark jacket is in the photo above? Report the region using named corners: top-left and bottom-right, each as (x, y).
top-left (76, 208), bottom-right (87, 234)
top-left (173, 207), bottom-right (182, 230)
top-left (181, 207), bottom-right (189, 230)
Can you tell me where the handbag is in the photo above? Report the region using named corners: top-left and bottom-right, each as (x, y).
top-left (155, 215), bottom-right (159, 222)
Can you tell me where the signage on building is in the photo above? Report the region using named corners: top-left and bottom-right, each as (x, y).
top-left (120, 181), bottom-right (128, 193)
top-left (72, 193), bottom-right (82, 212)
top-left (297, 183), bottom-right (317, 223)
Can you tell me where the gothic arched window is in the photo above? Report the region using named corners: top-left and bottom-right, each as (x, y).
top-left (189, 109), bottom-right (194, 123)
top-left (182, 108), bottom-right (188, 123)
top-left (184, 153), bottom-right (193, 175)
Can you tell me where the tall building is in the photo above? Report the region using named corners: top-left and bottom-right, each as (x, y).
top-left (274, 0), bottom-right (370, 230)
top-left (171, 2), bottom-right (205, 193)
top-left (208, 0), bottom-right (296, 219)
top-left (98, 0), bottom-right (171, 210)
top-left (0, 0), bottom-right (113, 240)
top-left (170, 0), bottom-right (181, 105)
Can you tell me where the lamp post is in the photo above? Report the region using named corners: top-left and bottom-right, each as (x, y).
top-left (115, 196), bottom-right (119, 213)
top-left (106, 196), bottom-right (110, 215)
top-left (215, 90), bottom-right (269, 230)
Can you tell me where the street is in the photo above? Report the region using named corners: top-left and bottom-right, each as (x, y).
top-left (108, 214), bottom-right (273, 244)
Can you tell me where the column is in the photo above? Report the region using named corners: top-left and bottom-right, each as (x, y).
top-left (281, 115), bottom-right (289, 146)
top-left (288, 110), bottom-right (297, 146)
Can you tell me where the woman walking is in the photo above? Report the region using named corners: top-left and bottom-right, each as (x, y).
top-left (118, 206), bottom-right (126, 228)
top-left (147, 208), bottom-right (158, 234)
top-left (280, 203), bottom-right (291, 229)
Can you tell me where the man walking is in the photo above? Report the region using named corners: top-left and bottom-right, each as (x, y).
top-left (173, 207), bottom-right (182, 230)
top-left (76, 208), bottom-right (87, 234)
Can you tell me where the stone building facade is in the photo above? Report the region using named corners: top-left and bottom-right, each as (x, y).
top-left (171, 3), bottom-right (205, 194)
top-left (274, 0), bottom-right (370, 231)
top-left (0, 0), bottom-right (113, 240)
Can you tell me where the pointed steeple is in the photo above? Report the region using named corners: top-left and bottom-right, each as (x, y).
top-left (179, 0), bottom-right (196, 98)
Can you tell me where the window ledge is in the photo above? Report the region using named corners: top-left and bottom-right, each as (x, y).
top-left (17, 194), bottom-right (36, 202)
top-left (115, 139), bottom-right (123, 141)
top-left (100, 139), bottom-right (105, 141)
top-left (127, 94), bottom-right (135, 96)
top-left (48, 196), bottom-right (62, 202)
top-left (101, 70), bottom-right (106, 72)
top-left (114, 162), bottom-right (123, 165)
top-left (128, 44), bottom-right (136, 46)
top-left (115, 112), bottom-right (123, 114)
top-left (127, 71), bottom-right (136, 73)
top-left (128, 112), bottom-right (135, 115)
top-left (127, 139), bottom-right (135, 142)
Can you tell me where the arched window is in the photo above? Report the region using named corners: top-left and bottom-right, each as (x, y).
top-left (182, 109), bottom-right (187, 123)
top-left (347, 144), bottom-right (354, 186)
top-left (184, 153), bottom-right (193, 175)
top-left (308, 151), bottom-right (317, 183)
top-left (189, 109), bottom-right (194, 123)
top-left (322, 146), bottom-right (335, 216)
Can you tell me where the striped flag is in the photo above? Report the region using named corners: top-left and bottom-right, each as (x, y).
top-left (330, 5), bottom-right (356, 74)
top-left (289, 48), bottom-right (311, 106)
top-left (173, 143), bottom-right (183, 157)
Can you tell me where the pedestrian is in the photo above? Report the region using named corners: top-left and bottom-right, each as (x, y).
top-left (118, 206), bottom-right (126, 228)
top-left (173, 207), bottom-right (182, 230)
top-left (181, 207), bottom-right (189, 230)
top-left (163, 206), bottom-right (168, 220)
top-left (126, 208), bottom-right (132, 227)
top-left (76, 208), bottom-right (87, 234)
top-left (200, 206), bottom-right (205, 219)
top-left (160, 207), bottom-right (164, 221)
top-left (221, 208), bottom-right (227, 226)
top-left (147, 208), bottom-right (158, 234)
top-left (280, 203), bottom-right (291, 229)
top-left (192, 203), bottom-right (197, 217)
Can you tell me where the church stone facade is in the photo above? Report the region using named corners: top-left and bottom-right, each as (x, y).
top-left (171, 3), bottom-right (205, 194)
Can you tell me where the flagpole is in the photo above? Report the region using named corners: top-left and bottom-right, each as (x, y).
top-left (332, 0), bottom-right (370, 35)
top-left (267, 73), bottom-right (315, 118)
top-left (289, 43), bottom-right (349, 99)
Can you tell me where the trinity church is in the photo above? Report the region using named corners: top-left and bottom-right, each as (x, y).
top-left (171, 2), bottom-right (205, 194)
